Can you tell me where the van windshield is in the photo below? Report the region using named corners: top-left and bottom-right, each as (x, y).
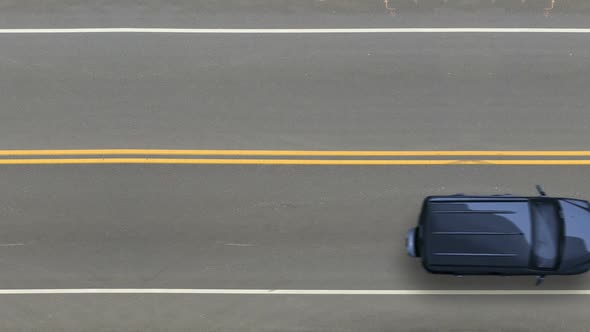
top-left (531, 200), bottom-right (561, 269)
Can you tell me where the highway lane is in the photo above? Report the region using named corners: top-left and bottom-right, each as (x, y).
top-left (1, 32), bottom-right (590, 150)
top-left (2, 0), bottom-right (590, 28)
top-left (0, 164), bottom-right (588, 290)
top-left (0, 164), bottom-right (589, 331)
top-left (2, 294), bottom-right (590, 331)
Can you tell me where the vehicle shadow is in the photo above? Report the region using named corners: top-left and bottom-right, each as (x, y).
top-left (396, 255), bottom-right (590, 289)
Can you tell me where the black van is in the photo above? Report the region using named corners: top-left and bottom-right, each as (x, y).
top-left (406, 186), bottom-right (590, 284)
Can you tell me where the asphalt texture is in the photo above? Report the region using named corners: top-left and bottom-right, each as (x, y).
top-left (2, 33), bottom-right (590, 150)
top-left (2, 1), bottom-right (590, 331)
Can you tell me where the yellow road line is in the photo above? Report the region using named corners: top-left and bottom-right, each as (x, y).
top-left (2, 149), bottom-right (590, 156)
top-left (2, 158), bottom-right (590, 165)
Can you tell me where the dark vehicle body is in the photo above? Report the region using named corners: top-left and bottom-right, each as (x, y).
top-left (406, 192), bottom-right (590, 278)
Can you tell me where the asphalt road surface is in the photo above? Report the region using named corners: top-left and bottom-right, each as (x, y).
top-left (2, 1), bottom-right (590, 331)
top-left (1, 29), bottom-right (590, 150)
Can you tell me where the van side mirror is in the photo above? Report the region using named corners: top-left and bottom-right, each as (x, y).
top-left (536, 185), bottom-right (547, 196)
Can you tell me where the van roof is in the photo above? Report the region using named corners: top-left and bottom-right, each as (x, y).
top-left (422, 197), bottom-right (533, 269)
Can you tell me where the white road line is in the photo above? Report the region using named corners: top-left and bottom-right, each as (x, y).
top-left (0, 289), bottom-right (589, 295)
top-left (0, 28), bottom-right (590, 34)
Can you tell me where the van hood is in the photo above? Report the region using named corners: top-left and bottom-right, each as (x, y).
top-left (559, 199), bottom-right (590, 272)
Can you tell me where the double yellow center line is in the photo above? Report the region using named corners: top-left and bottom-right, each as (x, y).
top-left (1, 149), bottom-right (590, 165)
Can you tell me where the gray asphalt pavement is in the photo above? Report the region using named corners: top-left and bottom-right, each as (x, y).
top-left (1, 33), bottom-right (590, 150)
top-left (2, 1), bottom-right (590, 331)
top-left (2, 0), bottom-right (590, 28)
top-left (4, 164), bottom-right (590, 290)
top-left (2, 294), bottom-right (590, 332)
top-left (1, 165), bottom-right (590, 331)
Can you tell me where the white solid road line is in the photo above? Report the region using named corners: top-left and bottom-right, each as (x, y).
top-left (0, 28), bottom-right (590, 34)
top-left (0, 289), bottom-right (590, 295)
